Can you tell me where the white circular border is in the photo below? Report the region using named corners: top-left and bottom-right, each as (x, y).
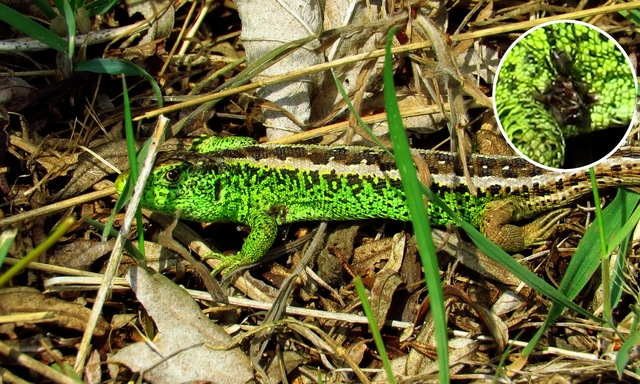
top-left (492, 19), bottom-right (638, 172)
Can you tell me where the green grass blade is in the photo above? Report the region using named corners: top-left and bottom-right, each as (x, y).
top-left (616, 306), bottom-right (640, 377)
top-left (619, 2), bottom-right (640, 27)
top-left (331, 70), bottom-right (391, 154)
top-left (599, 189), bottom-right (640, 253)
top-left (0, 3), bottom-right (67, 51)
top-left (596, 187), bottom-right (639, 336)
top-left (383, 27), bottom-right (450, 383)
top-left (354, 276), bottom-right (396, 384)
top-left (51, 0), bottom-right (75, 58)
top-left (522, 187), bottom-right (640, 356)
top-left (122, 75), bottom-right (146, 256)
top-left (100, 75), bottom-right (146, 260)
top-left (31, 0), bottom-right (58, 20)
top-left (84, 0), bottom-right (119, 16)
top-left (84, 217), bottom-right (145, 262)
top-left (561, 190), bottom-right (639, 296)
top-left (558, 188), bottom-right (638, 303)
top-left (0, 228), bottom-right (18, 268)
top-left (105, 132), bottom-right (152, 249)
top-left (494, 330), bottom-right (523, 382)
top-left (609, 238), bottom-right (629, 311)
top-left (590, 168), bottom-right (613, 325)
top-left (51, 362), bottom-right (83, 382)
top-left (74, 59), bottom-right (163, 108)
top-left (0, 218), bottom-right (75, 288)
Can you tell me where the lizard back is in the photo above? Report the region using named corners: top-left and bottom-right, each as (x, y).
top-left (143, 144), bottom-right (640, 228)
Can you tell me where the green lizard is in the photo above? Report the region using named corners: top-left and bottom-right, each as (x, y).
top-left (495, 21), bottom-right (635, 168)
top-left (114, 136), bottom-right (640, 275)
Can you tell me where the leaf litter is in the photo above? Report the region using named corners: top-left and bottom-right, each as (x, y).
top-left (0, 0), bottom-right (639, 383)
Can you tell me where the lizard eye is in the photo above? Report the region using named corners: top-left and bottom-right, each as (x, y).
top-left (165, 169), bottom-right (181, 183)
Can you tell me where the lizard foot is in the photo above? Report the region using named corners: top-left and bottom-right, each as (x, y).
top-left (521, 208), bottom-right (572, 248)
top-left (204, 252), bottom-right (250, 277)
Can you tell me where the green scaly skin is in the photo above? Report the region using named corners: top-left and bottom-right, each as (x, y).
top-left (495, 22), bottom-right (635, 168)
top-left (114, 136), bottom-right (640, 276)
top-left (188, 137), bottom-right (496, 230)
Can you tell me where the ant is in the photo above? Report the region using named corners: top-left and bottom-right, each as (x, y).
top-left (535, 49), bottom-right (598, 129)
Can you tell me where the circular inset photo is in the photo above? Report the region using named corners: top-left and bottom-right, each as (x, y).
top-left (493, 20), bottom-right (636, 170)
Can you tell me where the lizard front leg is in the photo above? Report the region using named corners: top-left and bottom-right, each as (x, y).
top-left (480, 199), bottom-right (570, 252)
top-left (207, 210), bottom-right (279, 276)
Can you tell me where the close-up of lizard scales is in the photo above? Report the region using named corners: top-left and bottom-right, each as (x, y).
top-left (494, 21), bottom-right (636, 169)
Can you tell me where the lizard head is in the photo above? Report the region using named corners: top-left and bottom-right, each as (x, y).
top-left (114, 154), bottom-right (237, 222)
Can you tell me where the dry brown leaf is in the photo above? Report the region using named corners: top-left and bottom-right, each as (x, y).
top-left (492, 289), bottom-right (526, 316)
top-left (236, 0), bottom-right (323, 140)
top-left (0, 287), bottom-right (109, 336)
top-left (473, 304), bottom-right (508, 352)
top-left (112, 266), bottom-right (254, 383)
top-left (125, 0), bottom-right (174, 46)
top-left (370, 269), bottom-right (403, 331)
top-left (0, 77), bottom-right (35, 105)
top-left (315, 223), bottom-right (359, 286)
top-left (48, 239), bottom-right (115, 271)
top-left (264, 350), bottom-right (309, 382)
top-left (351, 237), bottom-right (394, 277)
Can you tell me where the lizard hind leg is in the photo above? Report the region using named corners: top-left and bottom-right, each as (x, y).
top-left (479, 199), bottom-right (570, 252)
top-left (479, 200), bottom-right (526, 252)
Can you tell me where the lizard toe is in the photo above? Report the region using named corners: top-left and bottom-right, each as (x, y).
top-left (522, 208), bottom-right (572, 248)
